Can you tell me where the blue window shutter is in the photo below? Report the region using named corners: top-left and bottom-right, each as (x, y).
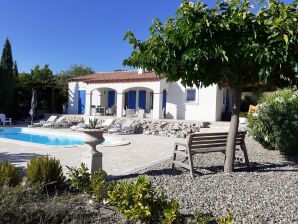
top-left (186, 89), bottom-right (196, 101)
top-left (128, 90), bottom-right (136, 109)
top-left (108, 91), bottom-right (115, 108)
top-left (138, 90), bottom-right (146, 109)
top-left (78, 90), bottom-right (86, 114)
top-left (162, 90), bottom-right (167, 110)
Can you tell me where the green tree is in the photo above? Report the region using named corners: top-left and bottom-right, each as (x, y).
top-left (14, 72), bottom-right (33, 118)
top-left (56, 64), bottom-right (94, 78)
top-left (13, 60), bottom-right (18, 77)
top-left (54, 64), bottom-right (95, 112)
top-left (55, 64), bottom-right (94, 88)
top-left (123, 0), bottom-right (298, 172)
top-left (0, 38), bottom-right (16, 115)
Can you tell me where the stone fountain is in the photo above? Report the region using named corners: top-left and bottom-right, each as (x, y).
top-left (78, 119), bottom-right (105, 173)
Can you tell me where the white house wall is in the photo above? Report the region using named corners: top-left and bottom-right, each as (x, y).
top-left (166, 81), bottom-right (220, 121)
top-left (216, 87), bottom-right (227, 121)
top-left (68, 81), bottom-right (87, 114)
top-left (68, 79), bottom-right (226, 121)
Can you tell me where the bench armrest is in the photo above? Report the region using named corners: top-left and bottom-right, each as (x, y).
top-left (174, 142), bottom-right (187, 147)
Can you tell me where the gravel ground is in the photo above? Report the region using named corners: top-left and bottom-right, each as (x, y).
top-left (119, 138), bottom-right (298, 224)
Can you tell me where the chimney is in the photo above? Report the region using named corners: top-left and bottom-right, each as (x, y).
top-left (138, 68), bottom-right (145, 74)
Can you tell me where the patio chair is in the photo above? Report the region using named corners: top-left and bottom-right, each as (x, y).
top-left (126, 109), bottom-right (136, 118)
top-left (0, 114), bottom-right (12, 126)
top-left (31, 115), bottom-right (57, 127)
top-left (108, 119), bottom-right (135, 134)
top-left (137, 109), bottom-right (146, 118)
top-left (43, 116), bottom-right (67, 128)
top-left (106, 105), bottom-right (116, 116)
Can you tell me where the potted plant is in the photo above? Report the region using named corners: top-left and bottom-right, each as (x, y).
top-left (239, 112), bottom-right (248, 124)
top-left (78, 118), bottom-right (105, 173)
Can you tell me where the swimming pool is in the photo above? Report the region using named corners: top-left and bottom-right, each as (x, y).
top-left (0, 128), bottom-right (114, 147)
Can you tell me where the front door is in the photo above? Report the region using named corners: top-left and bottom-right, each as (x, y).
top-left (78, 90), bottom-right (86, 114)
top-left (128, 90), bottom-right (136, 109)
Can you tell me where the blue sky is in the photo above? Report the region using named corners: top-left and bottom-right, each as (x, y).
top-left (0, 0), bottom-right (186, 73)
top-left (0, 0), bottom-right (292, 73)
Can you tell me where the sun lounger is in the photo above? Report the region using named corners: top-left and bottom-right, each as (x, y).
top-left (43, 116), bottom-right (66, 128)
top-left (70, 122), bottom-right (86, 131)
top-left (0, 114), bottom-right (12, 126)
top-left (98, 118), bottom-right (115, 131)
top-left (108, 119), bottom-right (135, 134)
top-left (30, 115), bottom-right (57, 127)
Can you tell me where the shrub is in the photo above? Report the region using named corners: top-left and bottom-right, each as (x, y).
top-left (67, 163), bottom-right (91, 192)
top-left (67, 163), bottom-right (111, 203)
top-left (192, 210), bottom-right (234, 224)
top-left (26, 155), bottom-right (64, 188)
top-left (248, 89), bottom-right (298, 155)
top-left (0, 162), bottom-right (21, 187)
top-left (107, 175), bottom-right (180, 223)
top-left (89, 170), bottom-right (108, 202)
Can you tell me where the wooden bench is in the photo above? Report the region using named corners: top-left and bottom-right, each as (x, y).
top-left (171, 131), bottom-right (249, 178)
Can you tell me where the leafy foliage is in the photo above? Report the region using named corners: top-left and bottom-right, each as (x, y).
top-left (248, 88), bottom-right (298, 155)
top-left (89, 170), bottom-right (111, 203)
top-left (124, 0), bottom-right (298, 88)
top-left (26, 155), bottom-right (65, 189)
top-left (192, 210), bottom-right (234, 224)
top-left (88, 118), bottom-right (99, 129)
top-left (67, 163), bottom-right (91, 192)
top-left (107, 175), bottom-right (180, 223)
top-left (0, 162), bottom-right (21, 187)
top-left (67, 163), bottom-right (112, 203)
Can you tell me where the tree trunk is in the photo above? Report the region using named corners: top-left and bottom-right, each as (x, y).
top-left (224, 87), bottom-right (242, 172)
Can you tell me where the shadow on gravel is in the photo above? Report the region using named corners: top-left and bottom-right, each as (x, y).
top-left (109, 160), bottom-right (298, 181)
top-left (0, 152), bottom-right (43, 176)
top-left (108, 168), bottom-right (184, 181)
top-left (283, 154), bottom-right (298, 164)
top-left (196, 161), bottom-right (298, 174)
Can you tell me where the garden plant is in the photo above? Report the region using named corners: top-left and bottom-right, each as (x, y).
top-left (248, 88), bottom-right (298, 155)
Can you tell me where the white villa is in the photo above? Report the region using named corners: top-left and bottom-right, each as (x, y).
top-left (68, 69), bottom-right (231, 121)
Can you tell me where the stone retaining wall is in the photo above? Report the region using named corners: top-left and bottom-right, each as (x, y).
top-left (63, 115), bottom-right (203, 138)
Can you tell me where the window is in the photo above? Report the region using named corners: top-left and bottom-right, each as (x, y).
top-left (186, 89), bottom-right (196, 101)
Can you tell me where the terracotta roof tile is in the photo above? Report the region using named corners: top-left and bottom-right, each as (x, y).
top-left (69, 70), bottom-right (162, 83)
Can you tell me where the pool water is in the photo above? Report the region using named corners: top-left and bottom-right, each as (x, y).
top-left (0, 128), bottom-right (112, 147)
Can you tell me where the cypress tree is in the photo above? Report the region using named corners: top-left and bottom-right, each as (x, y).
top-left (13, 60), bottom-right (18, 77)
top-left (0, 39), bottom-right (15, 115)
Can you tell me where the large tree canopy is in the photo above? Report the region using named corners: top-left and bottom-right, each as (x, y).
top-left (124, 0), bottom-right (298, 172)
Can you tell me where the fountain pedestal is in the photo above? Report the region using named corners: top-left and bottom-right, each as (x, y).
top-left (79, 129), bottom-right (105, 173)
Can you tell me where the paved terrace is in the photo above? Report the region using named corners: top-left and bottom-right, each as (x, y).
top-left (0, 128), bottom-right (179, 176)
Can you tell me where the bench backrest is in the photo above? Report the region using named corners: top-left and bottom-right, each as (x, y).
top-left (187, 131), bottom-right (246, 150)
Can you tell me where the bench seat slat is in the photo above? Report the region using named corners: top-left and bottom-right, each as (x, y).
top-left (192, 147), bottom-right (240, 154)
top-left (191, 139), bottom-right (243, 145)
top-left (190, 132), bottom-right (246, 138)
top-left (191, 135), bottom-right (245, 141)
top-left (190, 143), bottom-right (228, 149)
